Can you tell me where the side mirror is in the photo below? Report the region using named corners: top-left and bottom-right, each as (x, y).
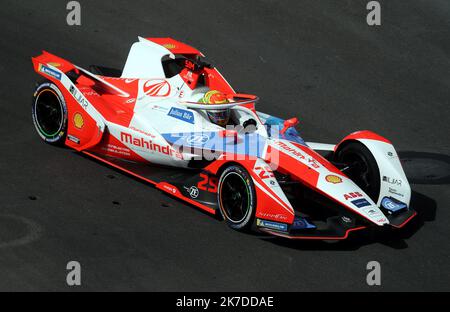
top-left (281, 117), bottom-right (299, 135)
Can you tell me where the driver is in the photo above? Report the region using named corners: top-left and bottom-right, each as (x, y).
top-left (199, 90), bottom-right (230, 127)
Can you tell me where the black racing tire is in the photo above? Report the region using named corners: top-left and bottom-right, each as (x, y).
top-left (32, 82), bottom-right (67, 145)
top-left (335, 141), bottom-right (381, 202)
top-left (218, 165), bottom-right (256, 231)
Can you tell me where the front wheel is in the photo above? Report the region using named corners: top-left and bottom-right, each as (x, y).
top-left (32, 82), bottom-right (67, 145)
top-left (218, 165), bottom-right (256, 231)
top-left (335, 141), bottom-right (381, 202)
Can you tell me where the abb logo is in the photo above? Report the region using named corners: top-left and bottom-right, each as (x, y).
top-left (143, 79), bottom-right (171, 97)
top-left (344, 192), bottom-right (363, 200)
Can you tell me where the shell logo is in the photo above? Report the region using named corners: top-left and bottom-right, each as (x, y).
top-left (325, 174), bottom-right (342, 184)
top-left (73, 113), bottom-right (84, 129)
top-left (143, 79), bottom-right (171, 97)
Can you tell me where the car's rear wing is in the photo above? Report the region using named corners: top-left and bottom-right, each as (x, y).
top-left (32, 51), bottom-right (128, 98)
top-left (31, 51), bottom-right (76, 75)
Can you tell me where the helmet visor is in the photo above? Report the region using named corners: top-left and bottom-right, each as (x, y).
top-left (207, 109), bottom-right (230, 127)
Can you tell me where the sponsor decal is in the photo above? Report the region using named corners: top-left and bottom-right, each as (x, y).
top-left (273, 141), bottom-right (320, 169)
top-left (151, 104), bottom-right (169, 112)
top-left (381, 197), bottom-right (407, 212)
top-left (362, 207), bottom-right (382, 217)
top-left (101, 144), bottom-right (131, 156)
top-left (67, 134), bottom-right (80, 144)
top-left (163, 43), bottom-right (176, 49)
top-left (257, 212), bottom-right (288, 221)
top-left (129, 126), bottom-right (156, 138)
top-left (344, 192), bottom-right (363, 200)
top-left (38, 64), bottom-right (62, 80)
top-left (388, 187), bottom-right (404, 197)
top-left (143, 79), bottom-right (171, 97)
top-left (162, 184), bottom-right (177, 194)
top-left (291, 217), bottom-right (316, 229)
top-left (325, 175), bottom-right (342, 184)
top-left (168, 107), bottom-right (195, 124)
top-left (254, 166), bottom-right (275, 180)
top-left (184, 186), bottom-right (199, 199)
top-left (185, 60), bottom-right (196, 71)
top-left (341, 216), bottom-right (353, 223)
top-left (73, 113), bottom-right (84, 129)
top-left (48, 62), bottom-right (61, 67)
top-left (186, 133), bottom-right (210, 145)
top-left (120, 132), bottom-right (183, 160)
top-left (69, 85), bottom-right (89, 109)
top-left (383, 176), bottom-right (402, 186)
top-left (256, 219), bottom-right (288, 232)
top-left (351, 198), bottom-right (371, 208)
top-left (78, 88), bottom-right (99, 97)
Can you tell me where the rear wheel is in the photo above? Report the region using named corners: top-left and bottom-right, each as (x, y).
top-left (218, 165), bottom-right (256, 231)
top-left (335, 141), bottom-right (381, 202)
top-left (32, 82), bottom-right (67, 145)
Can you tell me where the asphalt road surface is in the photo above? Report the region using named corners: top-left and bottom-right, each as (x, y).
top-left (0, 0), bottom-right (449, 291)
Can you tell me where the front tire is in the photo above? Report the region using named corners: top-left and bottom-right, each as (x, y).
top-left (32, 82), bottom-right (67, 145)
top-left (335, 141), bottom-right (381, 202)
top-left (218, 165), bottom-right (256, 231)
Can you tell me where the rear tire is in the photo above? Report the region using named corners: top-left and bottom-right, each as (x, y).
top-left (218, 165), bottom-right (256, 231)
top-left (32, 82), bottom-right (67, 145)
top-left (335, 141), bottom-right (381, 202)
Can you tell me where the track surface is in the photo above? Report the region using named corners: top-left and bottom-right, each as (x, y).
top-left (0, 0), bottom-right (449, 291)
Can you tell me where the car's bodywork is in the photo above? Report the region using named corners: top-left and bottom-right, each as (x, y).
top-left (31, 37), bottom-right (416, 240)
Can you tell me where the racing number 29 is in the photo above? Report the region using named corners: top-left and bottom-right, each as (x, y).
top-left (198, 173), bottom-right (218, 193)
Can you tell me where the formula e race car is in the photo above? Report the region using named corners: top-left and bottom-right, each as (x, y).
top-left (31, 37), bottom-right (416, 240)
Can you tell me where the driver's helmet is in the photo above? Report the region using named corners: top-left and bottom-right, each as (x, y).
top-left (200, 90), bottom-right (230, 127)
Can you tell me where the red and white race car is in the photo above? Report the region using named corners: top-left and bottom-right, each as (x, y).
top-left (31, 37), bottom-right (416, 240)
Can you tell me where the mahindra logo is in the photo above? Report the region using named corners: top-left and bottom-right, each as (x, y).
top-left (120, 132), bottom-right (182, 160)
top-left (143, 79), bottom-right (171, 97)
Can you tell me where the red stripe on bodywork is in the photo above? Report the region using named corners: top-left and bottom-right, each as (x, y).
top-left (336, 131), bottom-right (391, 149)
top-left (390, 211), bottom-right (417, 228)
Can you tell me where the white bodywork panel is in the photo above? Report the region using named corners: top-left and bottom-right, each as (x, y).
top-left (357, 139), bottom-right (411, 207)
top-left (306, 142), bottom-right (336, 151)
top-left (121, 37), bottom-right (174, 79)
top-left (252, 158), bottom-right (294, 216)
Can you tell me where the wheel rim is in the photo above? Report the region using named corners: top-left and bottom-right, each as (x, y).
top-left (34, 89), bottom-right (64, 137)
top-left (220, 172), bottom-right (251, 223)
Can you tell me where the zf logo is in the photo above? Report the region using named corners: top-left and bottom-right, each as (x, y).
top-left (186, 134), bottom-right (209, 145)
top-left (184, 186), bottom-right (199, 199)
